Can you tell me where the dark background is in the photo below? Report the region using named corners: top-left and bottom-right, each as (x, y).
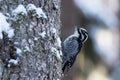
top-left (61, 0), bottom-right (120, 80)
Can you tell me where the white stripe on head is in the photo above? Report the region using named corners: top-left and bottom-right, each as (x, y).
top-left (80, 28), bottom-right (88, 43)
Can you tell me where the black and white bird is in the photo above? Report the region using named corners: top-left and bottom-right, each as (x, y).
top-left (62, 27), bottom-right (88, 72)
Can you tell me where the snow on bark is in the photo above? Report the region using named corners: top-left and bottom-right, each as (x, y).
top-left (12, 4), bottom-right (27, 16)
top-left (0, 13), bottom-right (14, 39)
top-left (12, 4), bottom-right (27, 21)
top-left (8, 58), bottom-right (19, 67)
top-left (0, 0), bottom-right (62, 80)
top-left (26, 4), bottom-right (47, 18)
top-left (39, 31), bottom-right (46, 38)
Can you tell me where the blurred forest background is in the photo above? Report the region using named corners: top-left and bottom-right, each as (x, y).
top-left (61, 0), bottom-right (120, 80)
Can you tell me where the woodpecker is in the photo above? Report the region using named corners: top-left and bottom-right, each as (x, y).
top-left (62, 27), bottom-right (88, 72)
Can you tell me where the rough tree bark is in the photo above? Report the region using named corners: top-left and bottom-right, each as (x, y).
top-left (0, 0), bottom-right (62, 80)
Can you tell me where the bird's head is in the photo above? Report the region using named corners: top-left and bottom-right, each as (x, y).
top-left (75, 27), bottom-right (88, 43)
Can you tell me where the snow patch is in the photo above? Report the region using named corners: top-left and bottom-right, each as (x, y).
top-left (26, 4), bottom-right (36, 11)
top-left (8, 58), bottom-right (19, 67)
top-left (24, 45), bottom-right (30, 52)
top-left (36, 8), bottom-right (47, 18)
top-left (52, 28), bottom-right (57, 34)
top-left (0, 13), bottom-right (14, 39)
top-left (14, 42), bottom-right (19, 46)
top-left (51, 47), bottom-right (61, 61)
top-left (39, 31), bottom-right (46, 38)
top-left (12, 4), bottom-right (27, 16)
top-left (16, 47), bottom-right (22, 56)
top-left (57, 37), bottom-right (61, 48)
top-left (26, 4), bottom-right (47, 18)
top-left (9, 59), bottom-right (18, 65)
top-left (34, 37), bottom-right (38, 41)
top-left (7, 29), bottom-right (14, 38)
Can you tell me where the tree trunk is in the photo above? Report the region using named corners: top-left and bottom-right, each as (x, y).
top-left (0, 0), bottom-right (62, 80)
